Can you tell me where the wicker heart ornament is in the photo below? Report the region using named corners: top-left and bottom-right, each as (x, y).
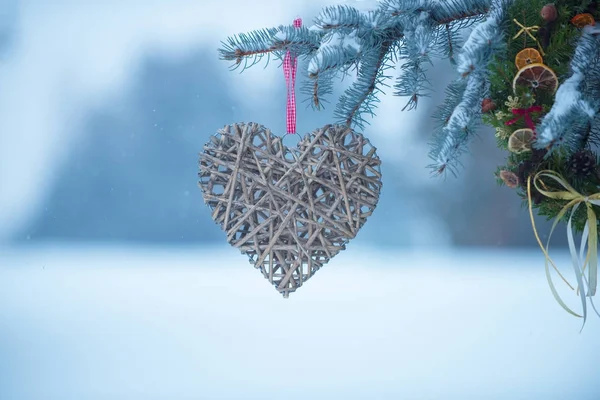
top-left (198, 122), bottom-right (382, 297)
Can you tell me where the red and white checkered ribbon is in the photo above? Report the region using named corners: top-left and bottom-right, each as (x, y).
top-left (283, 17), bottom-right (302, 134)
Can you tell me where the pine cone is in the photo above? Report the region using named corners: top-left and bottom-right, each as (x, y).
top-left (517, 160), bottom-right (534, 189)
top-left (499, 170), bottom-right (519, 188)
top-left (538, 27), bottom-right (551, 48)
top-left (516, 148), bottom-right (547, 188)
top-left (516, 160), bottom-right (544, 204)
top-left (569, 150), bottom-right (596, 177)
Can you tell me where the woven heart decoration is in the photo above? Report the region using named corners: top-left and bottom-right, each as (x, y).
top-left (198, 122), bottom-right (382, 297)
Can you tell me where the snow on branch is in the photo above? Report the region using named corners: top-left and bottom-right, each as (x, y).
top-left (220, 0), bottom-right (493, 121)
top-left (394, 10), bottom-right (435, 110)
top-left (307, 31), bottom-right (362, 76)
top-left (428, 0), bottom-right (512, 175)
top-left (218, 0), bottom-right (503, 167)
top-left (335, 39), bottom-right (396, 127)
top-left (311, 4), bottom-right (366, 31)
top-left (429, 0), bottom-right (491, 24)
top-left (534, 24), bottom-right (600, 153)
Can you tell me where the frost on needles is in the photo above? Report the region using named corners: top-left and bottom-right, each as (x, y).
top-left (534, 24), bottom-right (600, 153)
top-left (218, 0), bottom-right (518, 176)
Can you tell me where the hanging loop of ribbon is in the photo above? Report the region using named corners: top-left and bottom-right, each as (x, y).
top-left (283, 17), bottom-right (302, 134)
top-left (527, 170), bottom-right (600, 330)
top-left (505, 105), bottom-right (543, 132)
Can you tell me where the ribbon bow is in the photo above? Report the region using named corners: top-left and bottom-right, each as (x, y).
top-left (512, 19), bottom-right (545, 56)
top-left (527, 170), bottom-right (600, 330)
top-left (505, 105), bottom-right (543, 132)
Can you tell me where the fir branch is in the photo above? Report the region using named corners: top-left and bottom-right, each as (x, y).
top-left (307, 31), bottom-right (363, 77)
top-left (219, 26), bottom-right (321, 70)
top-left (428, 0), bottom-right (513, 175)
top-left (396, 61), bottom-right (430, 110)
top-left (534, 26), bottom-right (600, 152)
top-left (428, 79), bottom-right (468, 172)
top-left (300, 69), bottom-right (335, 110)
top-left (218, 0), bottom-right (510, 164)
top-left (456, 0), bottom-right (511, 76)
top-left (440, 23), bottom-right (459, 64)
top-left (381, 0), bottom-right (433, 16)
top-left (335, 39), bottom-right (396, 128)
top-left (383, 0), bottom-right (491, 24)
top-left (312, 5), bottom-right (365, 31)
top-left (394, 10), bottom-right (435, 110)
top-left (220, 0), bottom-right (500, 112)
top-left (219, 27), bottom-right (280, 68)
top-left (588, 115), bottom-right (600, 147)
top-left (432, 10), bottom-right (490, 63)
top-left (428, 0), bottom-right (491, 25)
top-left (431, 79), bottom-right (468, 129)
top-left (428, 76), bottom-right (485, 176)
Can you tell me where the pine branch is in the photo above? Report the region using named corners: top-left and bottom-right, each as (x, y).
top-left (427, 79), bottom-right (468, 175)
top-left (334, 39), bottom-right (396, 128)
top-left (382, 0), bottom-right (491, 23)
top-left (428, 77), bottom-right (485, 176)
top-left (307, 31), bottom-right (363, 77)
top-left (218, 26), bottom-right (321, 70)
top-left (431, 80), bottom-right (468, 129)
top-left (534, 26), bottom-right (600, 153)
top-left (312, 4), bottom-right (365, 31)
top-left (300, 69), bottom-right (335, 110)
top-left (429, 0), bottom-right (491, 24)
top-left (439, 23), bottom-right (459, 64)
top-left (588, 115), bottom-right (600, 148)
top-left (428, 0), bottom-right (513, 175)
top-left (394, 10), bottom-right (435, 110)
top-left (382, 0), bottom-right (433, 16)
top-left (219, 0), bottom-right (496, 128)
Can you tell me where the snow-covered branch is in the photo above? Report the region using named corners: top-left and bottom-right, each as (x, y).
top-left (534, 24), bottom-right (600, 152)
top-left (219, 0), bottom-right (494, 130)
top-left (428, 0), bottom-right (512, 175)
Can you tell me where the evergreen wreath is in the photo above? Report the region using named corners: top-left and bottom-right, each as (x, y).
top-left (487, 0), bottom-right (600, 233)
top-left (218, 0), bottom-right (600, 325)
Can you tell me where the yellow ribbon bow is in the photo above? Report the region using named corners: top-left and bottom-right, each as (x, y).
top-left (512, 19), bottom-right (546, 56)
top-left (527, 170), bottom-right (599, 330)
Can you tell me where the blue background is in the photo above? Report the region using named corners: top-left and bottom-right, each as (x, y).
top-left (0, 1), bottom-right (598, 399)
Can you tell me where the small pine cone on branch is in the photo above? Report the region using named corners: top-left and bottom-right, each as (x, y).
top-left (516, 148), bottom-right (546, 189)
top-left (517, 160), bottom-right (533, 188)
top-left (516, 160), bottom-right (544, 204)
top-left (569, 150), bottom-right (597, 177)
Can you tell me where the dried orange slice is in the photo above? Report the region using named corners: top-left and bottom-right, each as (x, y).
top-left (515, 48), bottom-right (543, 69)
top-left (508, 128), bottom-right (535, 153)
top-left (571, 13), bottom-right (595, 28)
top-left (512, 63), bottom-right (558, 93)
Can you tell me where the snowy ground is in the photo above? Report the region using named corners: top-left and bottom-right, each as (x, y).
top-left (0, 244), bottom-right (598, 399)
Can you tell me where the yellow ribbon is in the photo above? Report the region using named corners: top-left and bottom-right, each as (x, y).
top-left (527, 170), bottom-right (599, 330)
top-left (512, 19), bottom-right (546, 56)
